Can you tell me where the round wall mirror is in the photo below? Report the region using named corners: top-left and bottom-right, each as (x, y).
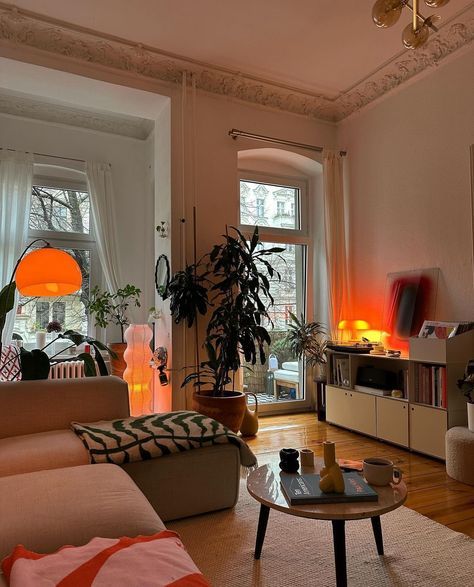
top-left (155, 254), bottom-right (170, 300)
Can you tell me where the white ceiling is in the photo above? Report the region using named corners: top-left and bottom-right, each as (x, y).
top-left (9, 0), bottom-right (473, 96)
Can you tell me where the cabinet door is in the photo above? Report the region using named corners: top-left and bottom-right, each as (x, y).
top-left (326, 385), bottom-right (350, 428)
top-left (410, 404), bottom-right (447, 459)
top-left (377, 397), bottom-right (409, 447)
top-left (348, 391), bottom-right (376, 436)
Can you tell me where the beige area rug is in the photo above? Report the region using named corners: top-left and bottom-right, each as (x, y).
top-left (169, 481), bottom-right (474, 587)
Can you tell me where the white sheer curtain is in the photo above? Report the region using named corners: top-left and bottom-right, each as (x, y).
top-left (86, 161), bottom-right (121, 293)
top-left (322, 149), bottom-right (350, 339)
top-left (0, 150), bottom-right (34, 345)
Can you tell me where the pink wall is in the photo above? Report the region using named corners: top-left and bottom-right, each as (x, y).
top-left (337, 49), bottom-right (474, 328)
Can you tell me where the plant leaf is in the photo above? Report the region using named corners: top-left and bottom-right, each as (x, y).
top-left (77, 352), bottom-right (98, 376)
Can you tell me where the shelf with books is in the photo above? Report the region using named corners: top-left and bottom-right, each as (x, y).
top-left (412, 363), bottom-right (448, 409)
top-left (325, 329), bottom-right (473, 459)
top-left (409, 329), bottom-right (474, 431)
top-left (329, 353), bottom-right (351, 388)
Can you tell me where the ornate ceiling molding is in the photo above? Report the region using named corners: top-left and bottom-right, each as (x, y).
top-left (0, 89), bottom-right (154, 138)
top-left (335, 7), bottom-right (474, 121)
top-left (0, 2), bottom-right (472, 123)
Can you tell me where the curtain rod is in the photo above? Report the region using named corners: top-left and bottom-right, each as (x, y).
top-left (228, 129), bottom-right (347, 157)
top-left (1, 147), bottom-right (86, 164)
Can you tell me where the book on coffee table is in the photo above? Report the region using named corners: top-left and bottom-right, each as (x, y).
top-left (281, 472), bottom-right (378, 505)
top-left (337, 459), bottom-right (363, 472)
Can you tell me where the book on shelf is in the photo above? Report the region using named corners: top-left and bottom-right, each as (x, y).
top-left (354, 384), bottom-right (391, 396)
top-left (280, 472), bottom-right (378, 505)
top-left (331, 356), bottom-right (350, 387)
top-left (417, 320), bottom-right (474, 339)
top-left (415, 363), bottom-right (447, 408)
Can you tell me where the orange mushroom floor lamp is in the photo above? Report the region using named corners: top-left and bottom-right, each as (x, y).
top-left (0, 239), bottom-right (82, 352)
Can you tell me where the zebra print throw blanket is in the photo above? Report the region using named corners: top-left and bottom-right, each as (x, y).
top-left (71, 411), bottom-right (257, 469)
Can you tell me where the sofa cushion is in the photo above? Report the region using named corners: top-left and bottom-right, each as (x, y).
top-left (0, 464), bottom-right (165, 561)
top-left (0, 429), bottom-right (89, 477)
top-left (0, 377), bottom-right (130, 439)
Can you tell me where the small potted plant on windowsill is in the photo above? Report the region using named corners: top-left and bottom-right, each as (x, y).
top-left (87, 284), bottom-right (141, 377)
top-left (168, 226), bottom-right (284, 432)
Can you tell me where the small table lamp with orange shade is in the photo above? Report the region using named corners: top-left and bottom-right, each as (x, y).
top-left (337, 319), bottom-right (371, 342)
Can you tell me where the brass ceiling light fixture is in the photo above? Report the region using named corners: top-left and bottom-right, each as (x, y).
top-left (372, 0), bottom-right (450, 49)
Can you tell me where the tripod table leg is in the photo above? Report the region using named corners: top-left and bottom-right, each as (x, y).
top-left (331, 519), bottom-right (347, 587)
top-left (254, 504), bottom-right (270, 560)
top-left (371, 515), bottom-right (384, 555)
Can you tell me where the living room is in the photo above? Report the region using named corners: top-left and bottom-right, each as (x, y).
top-left (0, 1), bottom-right (473, 586)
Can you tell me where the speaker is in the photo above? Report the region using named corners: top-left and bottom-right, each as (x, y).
top-left (356, 366), bottom-right (397, 391)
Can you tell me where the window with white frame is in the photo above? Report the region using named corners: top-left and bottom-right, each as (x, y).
top-left (239, 172), bottom-right (310, 408)
top-left (13, 178), bottom-right (99, 345)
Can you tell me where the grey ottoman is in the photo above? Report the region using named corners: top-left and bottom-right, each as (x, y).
top-left (445, 426), bottom-right (474, 485)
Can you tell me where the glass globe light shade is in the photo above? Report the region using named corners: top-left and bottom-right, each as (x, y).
top-left (402, 22), bottom-right (430, 49)
top-left (425, 0), bottom-right (450, 7)
top-left (15, 247), bottom-right (82, 296)
top-left (372, 0), bottom-right (404, 28)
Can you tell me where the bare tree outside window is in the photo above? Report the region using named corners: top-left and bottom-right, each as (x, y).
top-left (13, 186), bottom-right (94, 344)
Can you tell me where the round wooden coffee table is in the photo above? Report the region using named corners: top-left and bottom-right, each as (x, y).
top-left (247, 462), bottom-right (407, 587)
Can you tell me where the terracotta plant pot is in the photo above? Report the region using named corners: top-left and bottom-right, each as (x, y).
top-left (192, 391), bottom-right (247, 433)
top-left (108, 342), bottom-right (127, 378)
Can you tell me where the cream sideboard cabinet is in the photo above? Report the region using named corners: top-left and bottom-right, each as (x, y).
top-left (409, 404), bottom-right (447, 459)
top-left (325, 329), bottom-right (473, 460)
top-left (376, 396), bottom-right (409, 447)
top-left (326, 387), bottom-right (376, 436)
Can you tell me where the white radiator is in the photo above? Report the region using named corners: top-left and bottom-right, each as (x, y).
top-left (49, 360), bottom-right (86, 380)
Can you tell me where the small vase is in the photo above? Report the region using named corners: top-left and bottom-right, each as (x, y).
top-left (35, 331), bottom-right (46, 350)
top-left (279, 448), bottom-right (299, 473)
top-left (240, 392), bottom-right (259, 437)
top-left (468, 403), bottom-right (474, 433)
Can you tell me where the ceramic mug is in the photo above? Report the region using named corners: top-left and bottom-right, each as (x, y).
top-left (363, 457), bottom-right (402, 486)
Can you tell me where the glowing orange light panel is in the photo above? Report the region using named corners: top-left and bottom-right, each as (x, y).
top-left (15, 248), bottom-right (82, 296)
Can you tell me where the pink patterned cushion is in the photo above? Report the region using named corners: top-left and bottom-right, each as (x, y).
top-left (0, 345), bottom-right (21, 382)
top-left (2, 531), bottom-right (210, 586)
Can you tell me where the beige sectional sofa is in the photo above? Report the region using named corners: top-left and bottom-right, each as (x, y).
top-left (0, 376), bottom-right (241, 521)
top-left (0, 375), bottom-right (244, 583)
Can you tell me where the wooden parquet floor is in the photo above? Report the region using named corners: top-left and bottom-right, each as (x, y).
top-left (245, 413), bottom-right (474, 538)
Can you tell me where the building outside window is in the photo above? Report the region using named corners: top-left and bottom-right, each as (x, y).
top-left (13, 181), bottom-right (100, 347)
top-left (256, 198), bottom-right (265, 218)
top-left (239, 172), bottom-right (310, 413)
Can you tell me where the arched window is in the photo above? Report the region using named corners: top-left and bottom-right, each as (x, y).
top-left (237, 148), bottom-right (323, 414)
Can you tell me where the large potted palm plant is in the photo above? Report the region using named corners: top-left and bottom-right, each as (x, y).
top-left (169, 226), bottom-right (283, 432)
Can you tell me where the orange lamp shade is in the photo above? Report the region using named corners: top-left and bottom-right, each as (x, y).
top-left (15, 248), bottom-right (82, 296)
top-left (352, 320), bottom-right (370, 331)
